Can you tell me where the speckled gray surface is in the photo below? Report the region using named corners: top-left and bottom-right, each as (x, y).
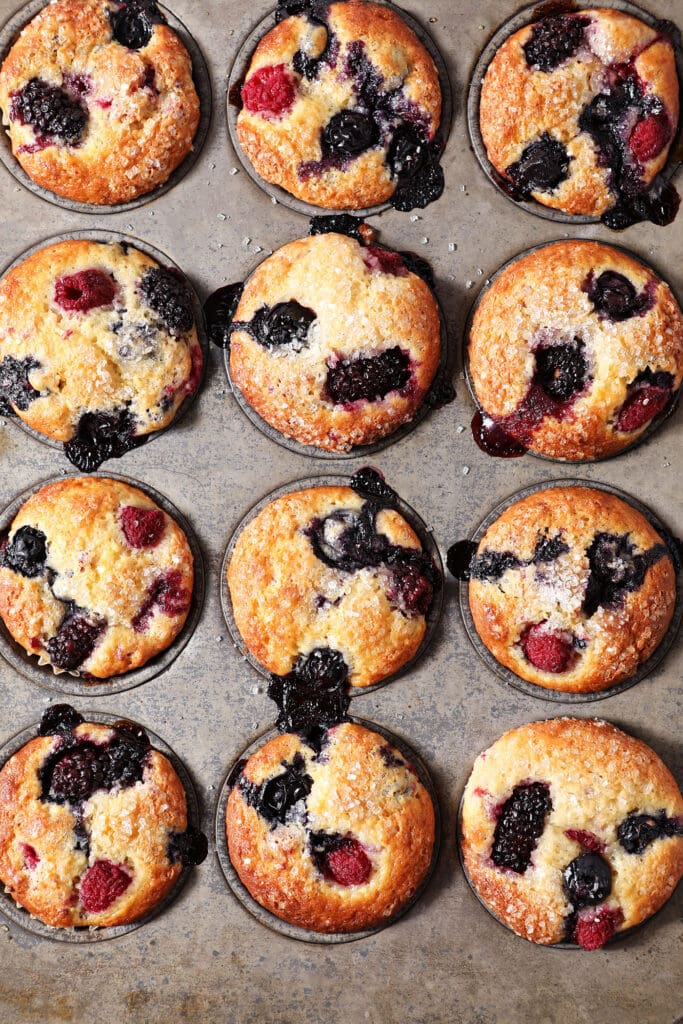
top-left (0, 1), bottom-right (681, 1022)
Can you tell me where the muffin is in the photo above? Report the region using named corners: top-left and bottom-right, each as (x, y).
top-left (0, 0), bottom-right (200, 205)
top-left (226, 721), bottom-right (435, 932)
top-left (0, 238), bottom-right (202, 471)
top-left (468, 241), bottom-right (683, 461)
top-left (227, 481), bottom-right (439, 689)
top-left (479, 9), bottom-right (680, 228)
top-left (0, 477), bottom-right (195, 679)
top-left (228, 231), bottom-right (441, 452)
top-left (235, 0), bottom-right (444, 210)
top-left (460, 718), bottom-right (683, 948)
top-left (0, 703), bottom-right (207, 928)
top-left (464, 486), bottom-right (676, 693)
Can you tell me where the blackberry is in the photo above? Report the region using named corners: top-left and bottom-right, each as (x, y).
top-left (0, 356), bottom-right (41, 416)
top-left (2, 526), bottom-right (47, 578)
top-left (523, 15), bottom-right (589, 72)
top-left (140, 268), bottom-right (194, 334)
top-left (239, 753), bottom-right (313, 826)
top-left (470, 549), bottom-right (522, 582)
top-left (10, 78), bottom-right (87, 143)
top-left (267, 647), bottom-right (350, 735)
top-left (203, 283), bottom-right (244, 349)
top-left (43, 744), bottom-right (106, 804)
top-left (532, 533), bottom-right (570, 564)
top-left (617, 811), bottom-right (680, 854)
top-left (325, 346), bottom-right (411, 405)
top-left (110, 0), bottom-right (164, 50)
top-left (534, 339), bottom-right (588, 401)
top-left (39, 703), bottom-right (84, 738)
top-left (64, 408), bottom-right (141, 471)
top-left (582, 532), bottom-right (667, 618)
top-left (385, 549), bottom-right (434, 616)
top-left (322, 110), bottom-right (379, 157)
top-left (582, 271), bottom-right (654, 322)
top-left (46, 608), bottom-right (106, 671)
top-left (491, 781), bottom-right (552, 873)
top-left (506, 133), bottom-right (570, 196)
top-left (235, 301), bottom-right (317, 351)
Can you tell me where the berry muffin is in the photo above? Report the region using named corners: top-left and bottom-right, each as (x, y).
top-left (227, 231), bottom-right (441, 452)
top-left (235, 0), bottom-right (444, 210)
top-left (0, 0), bottom-right (200, 205)
top-left (459, 486), bottom-right (676, 694)
top-left (0, 704), bottom-right (207, 928)
top-left (479, 9), bottom-right (680, 228)
top-left (0, 238), bottom-right (202, 471)
top-left (468, 241), bottom-right (683, 461)
top-left (0, 477), bottom-right (194, 679)
top-left (226, 721), bottom-right (435, 932)
top-left (460, 718), bottom-right (683, 948)
top-left (227, 478), bottom-right (439, 689)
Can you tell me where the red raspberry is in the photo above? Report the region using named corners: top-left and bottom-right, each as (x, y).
top-left (565, 829), bottom-right (605, 854)
top-left (21, 843), bottom-right (40, 869)
top-left (521, 623), bottom-right (574, 673)
top-left (616, 385), bottom-right (670, 432)
top-left (574, 906), bottom-right (623, 950)
top-left (79, 860), bottom-right (132, 913)
top-left (54, 270), bottom-right (117, 313)
top-left (242, 64), bottom-right (296, 119)
top-left (120, 505), bottom-right (165, 548)
top-left (362, 246), bottom-right (407, 277)
top-left (323, 839), bottom-right (372, 887)
top-left (132, 570), bottom-right (191, 632)
top-left (629, 112), bottom-right (671, 163)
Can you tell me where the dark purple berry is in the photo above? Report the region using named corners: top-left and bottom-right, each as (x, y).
top-left (307, 505), bottom-right (387, 573)
top-left (39, 703), bottom-right (84, 738)
top-left (308, 214), bottom-right (363, 241)
top-left (0, 356), bottom-right (41, 415)
top-left (391, 152), bottom-right (444, 212)
top-left (240, 753), bottom-right (313, 826)
top-left (446, 540), bottom-right (478, 581)
top-left (388, 124), bottom-right (430, 183)
top-left (322, 110), bottom-right (379, 157)
top-left (140, 268), bottom-right (194, 335)
top-left (46, 608), bottom-right (106, 671)
top-left (582, 271), bottom-right (654, 321)
top-left (204, 283), bottom-right (244, 349)
top-left (234, 301), bottom-right (317, 351)
top-left (168, 828), bottom-right (208, 865)
top-left (350, 467), bottom-right (397, 507)
top-left (44, 744), bottom-right (106, 804)
top-left (309, 831), bottom-right (372, 885)
top-left (617, 811), bottom-right (681, 854)
top-left (533, 533), bottom-right (570, 564)
top-left (491, 781), bottom-right (552, 873)
top-left (523, 15), bottom-right (589, 72)
top-left (110, 0), bottom-right (164, 50)
top-left (385, 550), bottom-right (434, 616)
top-left (9, 78), bottom-right (87, 143)
top-left (325, 346), bottom-right (411, 405)
top-left (379, 745), bottom-right (406, 769)
top-left (398, 251), bottom-right (435, 289)
top-left (267, 647), bottom-right (350, 735)
top-left (534, 338), bottom-right (588, 401)
top-left (276, 0), bottom-right (326, 21)
top-left (582, 532), bottom-right (667, 618)
top-left (506, 133), bottom-right (570, 196)
top-left (2, 526), bottom-right (47, 577)
top-left (64, 408), bottom-right (141, 471)
top-left (102, 731), bottom-right (149, 790)
top-left (563, 851), bottom-right (612, 907)
top-left (344, 40), bottom-right (383, 109)
top-left (470, 549), bottom-right (522, 582)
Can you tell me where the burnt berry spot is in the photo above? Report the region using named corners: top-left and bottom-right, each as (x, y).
top-left (582, 532), bottom-right (667, 618)
top-left (534, 339), bottom-right (588, 401)
top-left (0, 356), bottom-right (41, 416)
top-left (617, 811), bottom-right (681, 854)
top-left (506, 133), bottom-right (570, 196)
top-left (168, 828), bottom-right (208, 865)
top-left (64, 408), bottom-right (142, 471)
top-left (309, 832), bottom-right (372, 886)
top-left (54, 270), bottom-right (117, 313)
top-left (349, 467), bottom-right (398, 507)
top-left (46, 607), bottom-right (106, 671)
top-left (322, 110), bottom-right (379, 157)
top-left (140, 268), bottom-right (194, 335)
top-left (2, 526), bottom-right (47, 578)
top-left (308, 214), bottom-right (364, 241)
top-left (267, 647), bottom-right (350, 736)
top-left (491, 781), bottom-right (552, 873)
top-left (582, 270), bottom-right (654, 322)
top-left (563, 851), bottom-right (612, 907)
top-left (325, 347), bottom-right (411, 405)
top-left (9, 78), bottom-right (87, 144)
top-left (523, 15), bottom-right (590, 72)
top-left (233, 301), bottom-right (317, 351)
top-left (39, 703), bottom-right (84, 738)
top-left (239, 752), bottom-right (313, 827)
top-left (204, 283), bottom-right (244, 349)
top-left (110, 0), bottom-right (164, 50)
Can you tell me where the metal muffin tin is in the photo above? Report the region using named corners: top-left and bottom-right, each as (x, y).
top-left (0, 0), bottom-right (212, 213)
top-left (0, 709), bottom-right (203, 942)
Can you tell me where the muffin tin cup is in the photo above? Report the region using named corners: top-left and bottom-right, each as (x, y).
top-left (0, 471), bottom-right (205, 696)
top-left (0, 710), bottom-right (202, 943)
top-left (458, 478), bottom-right (683, 704)
top-left (224, 265), bottom-right (453, 460)
top-left (0, 228), bottom-right (210, 461)
top-left (462, 239), bottom-right (683, 465)
top-left (466, 0), bottom-right (683, 225)
top-left (214, 716), bottom-right (441, 944)
top-left (226, 0), bottom-right (453, 218)
top-left (220, 473), bottom-right (444, 696)
top-left (0, 0), bottom-right (212, 214)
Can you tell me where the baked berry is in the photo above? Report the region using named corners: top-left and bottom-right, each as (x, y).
top-left (565, 829), bottom-right (605, 854)
top-left (520, 623), bottom-right (575, 674)
top-left (506, 133), bottom-right (570, 195)
top-left (308, 214), bottom-right (364, 241)
top-left (204, 283), bottom-right (244, 349)
top-left (582, 270), bottom-right (653, 322)
top-left (310, 832), bottom-right (372, 885)
top-left (21, 844), bottom-right (40, 869)
top-left (9, 78), bottom-right (87, 144)
top-left (388, 124), bottom-right (429, 183)
top-left (379, 745), bottom-right (406, 769)
top-left (398, 251), bottom-right (435, 289)
top-left (140, 268), bottom-right (194, 335)
top-left (238, 301), bottom-right (317, 351)
top-left (293, 26), bottom-right (338, 81)
top-left (39, 703), bottom-right (84, 738)
top-left (307, 506), bottom-right (386, 572)
top-left (64, 407), bottom-right (141, 471)
top-left (44, 744), bottom-right (106, 804)
top-left (0, 355), bottom-right (41, 415)
top-left (582, 532), bottom-right (666, 618)
top-left (242, 64), bottom-right (297, 119)
top-left (54, 269), bottom-right (117, 313)
top-left (322, 110), bottom-right (379, 157)
top-left (132, 569), bottom-right (191, 632)
top-left (491, 781), bottom-right (552, 873)
top-left (325, 346), bottom-right (411, 405)
top-left (120, 506), bottom-right (165, 548)
top-left (446, 539), bottom-right (478, 581)
top-left (386, 550), bottom-right (434, 617)
top-left (102, 730), bottom-right (149, 790)
top-left (523, 15), bottom-right (589, 72)
top-left (573, 905), bottom-right (623, 950)
top-left (267, 647), bottom-right (350, 734)
top-left (79, 859), bottom-right (132, 913)
top-left (362, 246), bottom-right (406, 276)
top-left (349, 466), bottom-right (398, 507)
top-left (168, 828), bottom-right (208, 866)
top-left (46, 609), bottom-right (106, 671)
top-left (617, 811), bottom-right (680, 854)
top-left (110, 0), bottom-right (164, 50)
top-left (629, 112), bottom-right (671, 163)
top-left (2, 526), bottom-right (47, 578)
top-left (240, 753), bottom-right (313, 826)
top-left (534, 339), bottom-right (588, 401)
top-left (563, 851), bottom-right (612, 907)
top-left (615, 369), bottom-right (673, 432)
top-left (533, 533), bottom-right (570, 564)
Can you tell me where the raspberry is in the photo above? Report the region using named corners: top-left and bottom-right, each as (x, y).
top-left (629, 112), bottom-right (671, 163)
top-left (21, 844), bottom-right (40, 869)
top-left (54, 270), bottom-right (117, 312)
top-left (573, 906), bottom-right (623, 950)
top-left (119, 506), bottom-right (165, 548)
top-left (362, 246), bottom-right (407, 276)
top-left (79, 860), bottom-right (132, 913)
top-left (242, 64), bottom-right (296, 119)
top-left (310, 833), bottom-right (372, 886)
top-left (386, 554), bottom-right (434, 617)
top-left (565, 829), bottom-right (605, 854)
top-left (616, 385), bottom-right (671, 432)
top-left (491, 781), bottom-right (552, 873)
top-left (521, 623), bottom-right (574, 673)
top-left (132, 570), bottom-right (191, 632)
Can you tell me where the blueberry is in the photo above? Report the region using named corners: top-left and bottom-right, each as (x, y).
top-left (534, 339), bottom-right (588, 400)
top-left (203, 283), bottom-right (244, 349)
top-left (523, 15), bottom-right (590, 72)
top-left (2, 526), bottom-right (47, 578)
top-left (582, 532), bottom-right (667, 618)
top-left (267, 648), bottom-right (351, 735)
top-left (239, 753), bottom-right (313, 826)
top-left (9, 78), bottom-right (87, 143)
top-left (307, 506), bottom-right (387, 573)
top-left (349, 467), bottom-right (398, 507)
top-left (140, 268), bottom-right (194, 335)
top-left (563, 852), bottom-right (612, 907)
top-left (322, 110), bottom-right (379, 157)
top-left (64, 408), bottom-right (142, 471)
top-left (325, 347), bottom-right (411, 405)
top-left (235, 301), bottom-right (317, 351)
top-left (617, 811), bottom-right (680, 854)
top-left (446, 540), bottom-right (478, 581)
top-left (491, 782), bottom-right (552, 873)
top-left (0, 356), bottom-right (41, 416)
top-left (39, 703), bottom-right (84, 738)
top-left (110, 0), bottom-right (164, 50)
top-left (582, 271), bottom-right (654, 321)
top-left (388, 124), bottom-right (430, 183)
top-left (168, 828), bottom-right (208, 865)
top-left (46, 608), bottom-right (106, 671)
top-left (506, 133), bottom-right (571, 195)
top-left (308, 215), bottom-right (364, 241)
